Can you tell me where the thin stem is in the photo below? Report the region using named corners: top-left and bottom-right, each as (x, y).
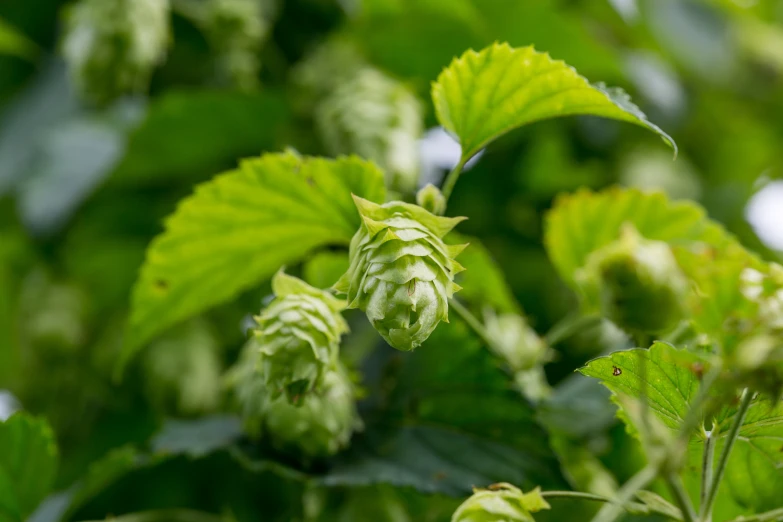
top-left (541, 491), bottom-right (613, 503)
top-left (665, 473), bottom-right (698, 522)
top-left (728, 507), bottom-right (783, 522)
top-left (699, 424), bottom-right (716, 513)
top-left (701, 388), bottom-right (753, 522)
top-left (589, 465), bottom-right (658, 522)
top-left (543, 314), bottom-right (603, 346)
top-left (440, 159), bottom-right (466, 208)
top-left (448, 298), bottom-right (495, 348)
top-left (675, 365), bottom-right (721, 446)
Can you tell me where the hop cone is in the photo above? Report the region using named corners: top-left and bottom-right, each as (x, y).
top-left (194, 0), bottom-right (269, 90)
top-left (334, 196), bottom-right (467, 351)
top-left (315, 68), bottom-right (424, 193)
top-left (451, 484), bottom-right (550, 522)
top-left (224, 337), bottom-right (267, 438)
top-left (142, 318), bottom-right (222, 416)
top-left (254, 271), bottom-right (348, 401)
top-left (62, 0), bottom-right (170, 105)
top-left (262, 363), bottom-right (361, 459)
top-left (581, 224), bottom-right (689, 334)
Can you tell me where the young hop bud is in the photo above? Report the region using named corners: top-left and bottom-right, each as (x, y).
top-left (262, 364), bottom-right (361, 459)
top-left (582, 224), bottom-right (689, 335)
top-left (416, 184), bottom-right (446, 216)
top-left (62, 0), bottom-right (170, 105)
top-left (451, 484), bottom-right (550, 522)
top-left (254, 271), bottom-right (349, 402)
top-left (334, 196), bottom-right (467, 351)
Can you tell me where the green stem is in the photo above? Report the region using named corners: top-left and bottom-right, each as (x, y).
top-left (701, 388), bottom-right (753, 522)
top-left (543, 490), bottom-right (683, 520)
top-left (675, 365), bottom-right (721, 446)
top-left (448, 298), bottom-right (495, 348)
top-left (728, 507), bottom-right (783, 522)
top-left (543, 314), bottom-right (603, 346)
top-left (665, 473), bottom-right (698, 522)
top-left (440, 159), bottom-right (466, 208)
top-left (589, 465), bottom-right (658, 522)
top-left (699, 424), bottom-right (716, 513)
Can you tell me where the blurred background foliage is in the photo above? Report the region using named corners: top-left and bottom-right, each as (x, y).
top-left (1, 0), bottom-right (782, 521)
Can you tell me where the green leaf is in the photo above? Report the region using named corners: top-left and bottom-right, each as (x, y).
top-left (431, 43), bottom-right (675, 163)
top-left (544, 187), bottom-right (733, 290)
top-left (303, 251), bottom-right (350, 289)
top-left (450, 233), bottom-right (521, 314)
top-left (581, 343), bottom-right (783, 517)
top-left (323, 318), bottom-right (566, 495)
top-left (123, 152), bottom-right (385, 368)
top-left (0, 413), bottom-right (58, 519)
top-left (109, 91), bottom-right (291, 186)
top-left (0, 18), bottom-right (37, 60)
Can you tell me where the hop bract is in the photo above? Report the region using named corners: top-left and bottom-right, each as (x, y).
top-left (62, 0), bottom-right (170, 105)
top-left (582, 224), bottom-right (689, 335)
top-left (451, 484), bottom-right (550, 522)
top-left (262, 364), bottom-right (361, 459)
top-left (335, 196), bottom-right (467, 351)
top-left (254, 271), bottom-right (348, 402)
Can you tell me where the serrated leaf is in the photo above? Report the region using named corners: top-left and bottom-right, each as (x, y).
top-left (0, 413), bottom-right (58, 519)
top-left (544, 187), bottom-right (734, 290)
top-left (322, 318), bottom-right (566, 495)
top-left (123, 152), bottom-right (386, 368)
top-left (581, 343), bottom-right (783, 517)
top-left (432, 43), bottom-right (675, 163)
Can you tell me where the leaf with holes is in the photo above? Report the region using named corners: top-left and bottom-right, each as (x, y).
top-left (0, 413), bottom-right (58, 521)
top-left (581, 342), bottom-right (783, 518)
top-left (123, 152), bottom-right (385, 368)
top-left (432, 43), bottom-right (675, 163)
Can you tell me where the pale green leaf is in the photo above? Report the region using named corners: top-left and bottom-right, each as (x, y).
top-left (544, 187), bottom-right (733, 290)
top-left (432, 43), bottom-right (675, 163)
top-left (0, 413), bottom-right (58, 519)
top-left (123, 152), bottom-right (385, 367)
top-left (581, 343), bottom-right (783, 517)
top-left (303, 251), bottom-right (350, 289)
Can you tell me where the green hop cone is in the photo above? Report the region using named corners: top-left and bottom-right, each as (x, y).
top-left (334, 196), bottom-right (467, 351)
top-left (142, 318), bottom-right (222, 416)
top-left (225, 337), bottom-right (266, 438)
top-left (61, 0), bottom-right (170, 105)
top-left (262, 363), bottom-right (361, 459)
top-left (581, 224), bottom-right (689, 335)
top-left (315, 68), bottom-right (424, 194)
top-left (254, 270), bottom-right (348, 402)
top-left (190, 0), bottom-right (269, 90)
top-left (451, 484), bottom-right (550, 522)
top-left (416, 184), bottom-right (446, 216)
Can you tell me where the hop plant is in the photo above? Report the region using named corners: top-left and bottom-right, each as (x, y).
top-left (580, 224), bottom-right (689, 335)
top-left (224, 337), bottom-right (267, 438)
top-left (451, 484), bottom-right (550, 522)
top-left (315, 68), bottom-right (424, 194)
top-left (61, 0), bottom-right (170, 105)
top-left (185, 0), bottom-right (269, 90)
top-left (334, 196), bottom-right (466, 351)
top-left (261, 364), bottom-right (361, 459)
top-left (253, 271), bottom-right (348, 402)
top-left (142, 318), bottom-right (222, 416)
